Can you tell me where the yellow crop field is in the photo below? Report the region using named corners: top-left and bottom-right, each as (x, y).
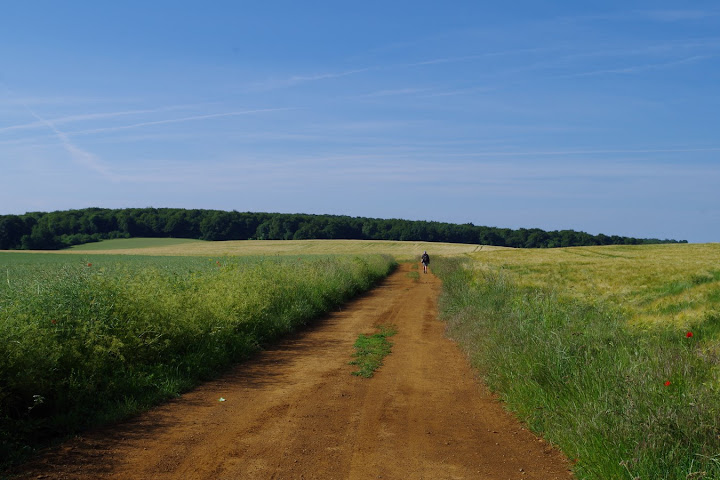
top-left (470, 243), bottom-right (720, 327)
top-left (60, 238), bottom-right (499, 260)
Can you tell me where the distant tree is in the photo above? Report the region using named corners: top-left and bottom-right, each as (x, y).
top-left (293, 222), bottom-right (321, 240)
top-left (0, 207), bottom-right (687, 250)
top-left (0, 215), bottom-right (27, 249)
top-left (200, 211), bottom-right (246, 240)
top-left (21, 223), bottom-right (58, 249)
top-left (524, 230), bottom-right (549, 248)
top-left (164, 210), bottom-right (193, 238)
top-left (117, 212), bottom-right (140, 237)
top-left (0, 215), bottom-right (30, 250)
top-left (84, 211), bottom-right (114, 234)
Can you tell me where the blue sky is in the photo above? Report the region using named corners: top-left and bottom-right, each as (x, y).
top-left (1, 1), bottom-right (719, 243)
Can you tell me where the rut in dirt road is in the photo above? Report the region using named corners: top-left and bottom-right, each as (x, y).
top-left (13, 263), bottom-right (574, 480)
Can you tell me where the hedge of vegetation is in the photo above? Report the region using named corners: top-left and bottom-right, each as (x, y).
top-left (0, 207), bottom-right (685, 250)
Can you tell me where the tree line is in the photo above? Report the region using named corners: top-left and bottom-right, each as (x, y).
top-left (0, 207), bottom-right (686, 250)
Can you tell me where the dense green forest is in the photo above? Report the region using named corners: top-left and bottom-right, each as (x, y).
top-left (0, 208), bottom-right (686, 250)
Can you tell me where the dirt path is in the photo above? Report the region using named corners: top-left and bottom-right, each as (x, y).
top-left (14, 264), bottom-right (574, 480)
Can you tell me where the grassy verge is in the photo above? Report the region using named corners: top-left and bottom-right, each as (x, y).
top-left (349, 326), bottom-right (397, 378)
top-left (0, 254), bottom-right (396, 468)
top-left (434, 257), bottom-right (720, 479)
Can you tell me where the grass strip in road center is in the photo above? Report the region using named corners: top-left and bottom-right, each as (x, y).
top-left (350, 325), bottom-right (397, 378)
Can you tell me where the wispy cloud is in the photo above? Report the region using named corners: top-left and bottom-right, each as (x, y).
top-left (0, 106), bottom-right (195, 134)
top-left (23, 109), bottom-right (117, 179)
top-left (641, 9), bottom-right (720, 22)
top-left (288, 68), bottom-right (372, 82)
top-left (554, 39), bottom-right (720, 64)
top-left (247, 68), bottom-right (375, 92)
top-left (0, 95), bottom-right (129, 107)
top-left (185, 151), bottom-right (720, 193)
top-left (555, 9), bottom-right (720, 25)
top-left (423, 85), bottom-right (496, 97)
top-left (357, 87), bottom-right (432, 98)
top-left (67, 108), bottom-right (294, 136)
top-left (243, 46), bottom-right (563, 94)
top-left (431, 146), bottom-right (720, 158)
top-left (400, 47), bottom-right (560, 68)
top-left (402, 54), bottom-right (490, 67)
top-left (557, 55), bottom-right (712, 78)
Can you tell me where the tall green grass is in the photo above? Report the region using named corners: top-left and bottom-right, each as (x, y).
top-left (0, 254), bottom-right (396, 467)
top-left (435, 257), bottom-right (720, 479)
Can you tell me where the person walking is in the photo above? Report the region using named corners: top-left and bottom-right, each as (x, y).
top-left (421, 251), bottom-right (430, 274)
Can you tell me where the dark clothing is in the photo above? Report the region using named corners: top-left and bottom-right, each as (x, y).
top-left (421, 253), bottom-right (430, 265)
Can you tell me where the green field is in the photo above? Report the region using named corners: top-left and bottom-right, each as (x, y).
top-left (0, 248), bottom-right (396, 467)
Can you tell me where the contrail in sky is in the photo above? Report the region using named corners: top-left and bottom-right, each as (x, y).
top-left (23, 108), bottom-right (116, 178)
top-left (0, 104), bottom-right (208, 134)
top-left (67, 108), bottom-right (294, 136)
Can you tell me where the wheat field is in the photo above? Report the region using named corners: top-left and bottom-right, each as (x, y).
top-left (60, 238), bottom-right (499, 260)
top-left (471, 243), bottom-right (720, 326)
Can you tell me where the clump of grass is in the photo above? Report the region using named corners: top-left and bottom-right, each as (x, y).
top-left (406, 271), bottom-right (420, 282)
top-left (0, 254), bottom-right (396, 468)
top-left (434, 257), bottom-right (720, 480)
top-left (349, 325), bottom-right (397, 378)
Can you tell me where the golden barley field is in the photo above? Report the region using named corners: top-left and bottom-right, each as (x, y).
top-left (471, 243), bottom-right (720, 327)
top-left (63, 238), bottom-right (499, 260)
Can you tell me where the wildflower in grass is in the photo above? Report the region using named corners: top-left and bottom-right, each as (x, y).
top-left (51, 319), bottom-right (57, 325)
top-left (87, 263), bottom-right (92, 267)
top-left (664, 381), bottom-right (671, 387)
top-left (686, 331), bottom-right (693, 338)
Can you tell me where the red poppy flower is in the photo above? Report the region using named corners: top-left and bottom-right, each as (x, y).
top-left (664, 381), bottom-right (671, 387)
top-left (686, 332), bottom-right (693, 338)
top-left (51, 319), bottom-right (57, 325)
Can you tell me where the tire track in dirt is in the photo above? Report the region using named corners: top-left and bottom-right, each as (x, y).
top-left (12, 264), bottom-right (574, 480)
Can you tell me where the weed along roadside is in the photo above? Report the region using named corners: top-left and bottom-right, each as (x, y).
top-left (433, 255), bottom-right (720, 480)
top-left (0, 253), bottom-right (396, 469)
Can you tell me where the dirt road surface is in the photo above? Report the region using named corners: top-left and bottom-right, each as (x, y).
top-left (13, 263), bottom-right (574, 480)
